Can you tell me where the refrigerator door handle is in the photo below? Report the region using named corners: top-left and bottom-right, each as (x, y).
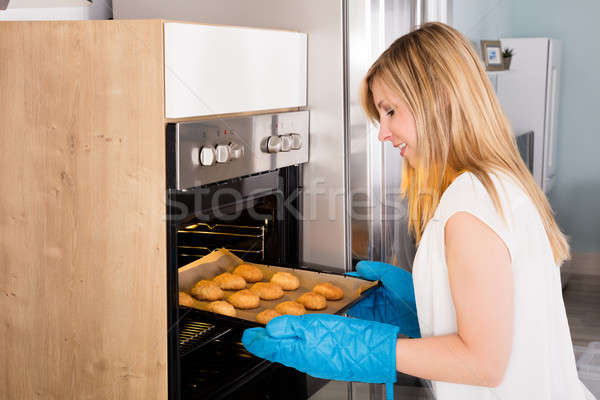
top-left (547, 68), bottom-right (558, 169)
top-left (544, 66), bottom-right (559, 190)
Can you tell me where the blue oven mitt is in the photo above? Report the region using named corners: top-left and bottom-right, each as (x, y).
top-left (347, 261), bottom-right (421, 338)
top-left (242, 314), bottom-right (399, 400)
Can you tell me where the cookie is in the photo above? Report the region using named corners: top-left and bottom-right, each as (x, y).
top-left (233, 263), bottom-right (264, 283)
top-left (296, 292), bottom-right (327, 310)
top-left (275, 300), bottom-right (306, 316)
top-left (179, 291), bottom-right (195, 307)
top-left (270, 271), bottom-right (300, 291)
top-left (191, 280), bottom-right (224, 301)
top-left (256, 309), bottom-right (282, 325)
top-left (213, 272), bottom-right (246, 290)
top-left (250, 282), bottom-right (284, 300)
top-left (228, 289), bottom-right (260, 309)
top-left (208, 300), bottom-right (237, 317)
top-left (312, 282), bottom-right (344, 300)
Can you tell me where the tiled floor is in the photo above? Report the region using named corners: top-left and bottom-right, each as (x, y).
top-left (309, 253), bottom-right (600, 400)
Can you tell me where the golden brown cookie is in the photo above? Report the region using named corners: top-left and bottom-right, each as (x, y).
top-left (296, 292), bottom-right (327, 310)
top-left (275, 300), bottom-right (306, 316)
top-left (256, 309), bottom-right (282, 325)
top-left (213, 272), bottom-right (246, 290)
top-left (228, 289), bottom-right (260, 309)
top-left (179, 291), bottom-right (195, 307)
top-left (270, 271), bottom-right (300, 291)
top-left (208, 300), bottom-right (237, 317)
top-left (312, 282), bottom-right (344, 300)
top-left (233, 263), bottom-right (264, 283)
top-left (191, 280), bottom-right (224, 301)
top-left (250, 282), bottom-right (284, 300)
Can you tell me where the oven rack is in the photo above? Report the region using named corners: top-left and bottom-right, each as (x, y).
top-left (178, 311), bottom-right (233, 357)
top-left (177, 222), bottom-right (266, 261)
top-left (178, 246), bottom-right (263, 255)
top-left (180, 222), bottom-right (265, 235)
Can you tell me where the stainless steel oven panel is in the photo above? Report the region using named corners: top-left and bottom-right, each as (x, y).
top-left (175, 111), bottom-right (309, 189)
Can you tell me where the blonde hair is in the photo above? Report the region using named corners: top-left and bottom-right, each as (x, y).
top-left (360, 22), bottom-right (570, 266)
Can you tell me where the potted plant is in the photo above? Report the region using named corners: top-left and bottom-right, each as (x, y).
top-left (503, 48), bottom-right (514, 70)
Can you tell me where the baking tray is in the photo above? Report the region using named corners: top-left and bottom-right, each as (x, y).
top-left (178, 248), bottom-right (378, 325)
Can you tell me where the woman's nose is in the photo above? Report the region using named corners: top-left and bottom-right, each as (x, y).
top-left (378, 125), bottom-right (391, 142)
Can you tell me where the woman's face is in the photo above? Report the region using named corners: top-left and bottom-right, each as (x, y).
top-left (371, 78), bottom-right (418, 167)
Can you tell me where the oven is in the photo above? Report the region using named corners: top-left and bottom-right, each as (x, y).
top-left (165, 110), bottom-right (312, 400)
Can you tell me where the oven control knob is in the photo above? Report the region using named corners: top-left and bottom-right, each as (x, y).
top-left (229, 143), bottom-right (244, 160)
top-left (199, 146), bottom-right (216, 166)
top-left (215, 144), bottom-right (230, 163)
top-left (262, 136), bottom-right (282, 153)
top-left (289, 133), bottom-right (303, 150)
top-left (280, 135), bottom-right (291, 152)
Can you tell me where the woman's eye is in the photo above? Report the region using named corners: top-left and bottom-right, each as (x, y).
top-left (386, 109), bottom-right (395, 117)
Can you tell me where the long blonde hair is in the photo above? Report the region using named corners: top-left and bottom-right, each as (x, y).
top-left (360, 22), bottom-right (570, 266)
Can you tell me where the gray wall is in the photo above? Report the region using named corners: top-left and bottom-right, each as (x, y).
top-left (508, 0), bottom-right (600, 252)
top-left (451, 0), bottom-right (512, 46)
top-left (452, 0), bottom-right (600, 252)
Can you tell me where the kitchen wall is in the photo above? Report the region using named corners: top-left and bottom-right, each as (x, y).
top-left (508, 0), bottom-right (600, 252)
top-left (451, 0), bottom-right (512, 50)
top-left (0, 0), bottom-right (111, 20)
top-left (452, 0), bottom-right (600, 253)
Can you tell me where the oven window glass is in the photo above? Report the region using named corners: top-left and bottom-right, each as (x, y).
top-left (176, 194), bottom-right (279, 268)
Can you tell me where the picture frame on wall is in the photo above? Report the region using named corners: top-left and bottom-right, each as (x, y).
top-left (481, 40), bottom-right (504, 71)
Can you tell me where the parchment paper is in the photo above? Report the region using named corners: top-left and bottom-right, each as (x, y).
top-left (178, 248), bottom-right (378, 324)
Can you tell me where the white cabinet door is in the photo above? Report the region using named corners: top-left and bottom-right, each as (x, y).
top-left (164, 23), bottom-right (307, 118)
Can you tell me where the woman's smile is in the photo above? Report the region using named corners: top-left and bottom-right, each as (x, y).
top-left (394, 142), bottom-right (408, 155)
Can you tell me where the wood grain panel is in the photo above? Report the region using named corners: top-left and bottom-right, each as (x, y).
top-left (0, 20), bottom-right (167, 399)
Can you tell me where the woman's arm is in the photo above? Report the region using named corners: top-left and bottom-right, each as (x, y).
top-left (395, 211), bottom-right (514, 387)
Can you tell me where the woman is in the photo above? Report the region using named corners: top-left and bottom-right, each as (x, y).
top-left (242, 22), bottom-right (595, 399)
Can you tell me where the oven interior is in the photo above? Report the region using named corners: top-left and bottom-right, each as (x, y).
top-left (167, 167), bottom-right (309, 400)
top-left (176, 193), bottom-right (278, 268)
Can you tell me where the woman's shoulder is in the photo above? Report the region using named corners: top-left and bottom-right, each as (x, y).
top-left (437, 171), bottom-right (489, 211)
top-left (435, 169), bottom-right (528, 222)
top-left (442, 171), bottom-right (482, 197)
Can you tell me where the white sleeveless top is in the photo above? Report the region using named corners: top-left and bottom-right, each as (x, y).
top-left (412, 171), bottom-right (596, 400)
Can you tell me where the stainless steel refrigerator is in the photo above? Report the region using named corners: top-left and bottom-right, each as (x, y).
top-left (494, 37), bottom-right (562, 195)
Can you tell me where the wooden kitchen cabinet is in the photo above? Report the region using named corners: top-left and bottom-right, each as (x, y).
top-left (0, 19), bottom-right (167, 399)
top-left (0, 19), bottom-right (308, 400)
top-left (0, 19), bottom-right (306, 400)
